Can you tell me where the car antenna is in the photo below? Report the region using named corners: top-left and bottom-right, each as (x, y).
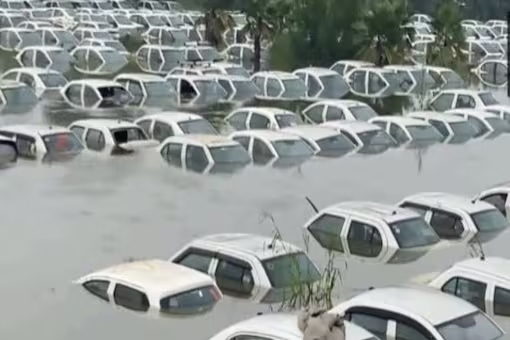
top-left (305, 196), bottom-right (319, 213)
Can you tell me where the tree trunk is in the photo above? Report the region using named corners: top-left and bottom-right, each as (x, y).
top-left (376, 36), bottom-right (384, 67)
top-left (254, 16), bottom-right (262, 73)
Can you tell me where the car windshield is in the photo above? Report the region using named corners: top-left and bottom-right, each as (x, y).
top-left (42, 132), bottom-right (83, 155)
top-left (38, 73), bottom-right (67, 88)
top-left (160, 285), bottom-right (221, 315)
top-left (208, 144), bottom-right (251, 164)
top-left (319, 74), bottom-right (350, 98)
top-left (407, 125), bottom-right (444, 142)
top-left (97, 86), bottom-right (132, 107)
top-left (194, 80), bottom-right (227, 101)
top-left (316, 134), bottom-right (356, 155)
top-left (231, 80), bottom-right (257, 101)
top-left (486, 117), bottom-right (510, 132)
top-left (262, 252), bottom-right (321, 288)
top-left (143, 80), bottom-right (173, 97)
top-left (349, 105), bottom-right (377, 121)
top-left (436, 311), bottom-right (503, 340)
top-left (275, 114), bottom-right (298, 128)
top-left (281, 78), bottom-right (307, 98)
top-left (47, 50), bottom-right (71, 65)
top-left (389, 217), bottom-right (440, 248)
top-left (104, 40), bottom-right (127, 52)
top-left (225, 66), bottom-right (249, 78)
top-left (19, 31), bottom-right (42, 48)
top-left (478, 92), bottom-right (499, 106)
top-left (450, 121), bottom-right (476, 137)
top-left (113, 15), bottom-right (133, 25)
top-left (110, 127), bottom-right (147, 143)
top-left (2, 86), bottom-right (37, 105)
top-left (271, 139), bottom-right (315, 158)
top-left (358, 129), bottom-right (397, 147)
top-left (471, 209), bottom-right (509, 232)
top-left (177, 119), bottom-right (217, 134)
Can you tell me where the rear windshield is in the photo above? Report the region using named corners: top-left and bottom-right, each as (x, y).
top-left (261, 252), bottom-right (321, 288)
top-left (316, 134), bottom-right (355, 154)
top-left (436, 311), bottom-right (503, 340)
top-left (177, 119), bottom-right (217, 135)
top-left (271, 139), bottom-right (315, 158)
top-left (42, 132), bottom-right (84, 155)
top-left (389, 217), bottom-right (440, 248)
top-left (110, 127), bottom-right (147, 144)
top-left (470, 209), bottom-right (509, 232)
top-left (160, 285), bottom-right (221, 314)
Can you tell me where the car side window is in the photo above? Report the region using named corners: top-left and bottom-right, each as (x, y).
top-left (347, 312), bottom-right (388, 340)
top-left (368, 73), bottom-right (384, 93)
top-left (88, 50), bottom-right (103, 71)
top-left (232, 136), bottom-right (250, 151)
top-left (65, 84), bottom-right (82, 106)
top-left (127, 81), bottom-right (143, 97)
top-left (113, 283), bottom-right (150, 312)
top-left (136, 120), bottom-right (152, 137)
top-left (85, 129), bottom-right (106, 151)
top-left (389, 123), bottom-right (409, 144)
top-left (19, 74), bottom-right (34, 88)
top-left (249, 113), bottom-right (270, 129)
top-left (331, 63), bottom-right (345, 76)
top-left (160, 142), bottom-right (182, 167)
top-left (347, 220), bottom-right (382, 257)
top-left (441, 277), bottom-right (487, 311)
top-left (467, 116), bottom-right (489, 137)
top-left (149, 49), bottom-right (162, 71)
top-left (15, 134), bottom-right (37, 159)
top-left (152, 121), bottom-right (174, 142)
top-left (494, 287), bottom-right (510, 317)
top-left (429, 120), bottom-right (448, 137)
top-left (82, 280), bottom-right (110, 302)
top-left (325, 106), bottom-right (344, 121)
top-left (175, 250), bottom-right (213, 274)
top-left (307, 75), bottom-right (321, 97)
top-left (214, 256), bottom-right (254, 297)
top-left (429, 209), bottom-right (464, 239)
top-left (430, 93), bottom-right (454, 111)
top-left (308, 213), bottom-right (345, 252)
top-left (396, 321), bottom-right (434, 340)
top-left (350, 70), bottom-right (366, 93)
top-left (455, 95), bottom-right (476, 109)
top-left (83, 85), bottom-right (99, 107)
top-left (399, 202), bottom-right (428, 216)
top-left (481, 194), bottom-right (507, 216)
top-left (304, 105), bottom-right (324, 124)
top-left (227, 111), bottom-right (249, 130)
top-left (35, 51), bottom-right (50, 68)
top-left (185, 145), bottom-right (208, 173)
top-left (70, 126), bottom-right (85, 140)
top-left (251, 138), bottom-right (273, 164)
top-left (266, 78), bottom-right (281, 97)
top-left (21, 50), bottom-right (34, 66)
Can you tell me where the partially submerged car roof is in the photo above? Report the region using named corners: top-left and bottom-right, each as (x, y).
top-left (401, 192), bottom-right (496, 214)
top-left (0, 124), bottom-right (71, 136)
top-left (320, 201), bottom-right (422, 224)
top-left (162, 134), bottom-right (239, 148)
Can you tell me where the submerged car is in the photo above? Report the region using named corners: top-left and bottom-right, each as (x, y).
top-left (165, 74), bottom-right (227, 108)
top-left (211, 74), bottom-right (258, 103)
top-left (345, 67), bottom-right (400, 98)
top-left (474, 182), bottom-right (510, 221)
top-left (71, 46), bottom-right (127, 75)
top-left (225, 107), bottom-right (298, 131)
top-left (445, 109), bottom-right (510, 139)
top-left (293, 67), bottom-right (350, 100)
top-left (424, 66), bottom-right (465, 91)
top-left (61, 79), bottom-right (133, 110)
top-left (384, 65), bottom-right (436, 96)
top-left (113, 73), bottom-right (177, 107)
top-left (69, 119), bottom-right (158, 155)
top-left (16, 46), bottom-right (73, 73)
top-left (429, 89), bottom-right (503, 111)
top-left (38, 27), bottom-right (79, 51)
top-left (302, 100), bottom-right (378, 124)
top-left (171, 233), bottom-right (320, 300)
top-left (75, 259), bottom-right (222, 315)
top-left (0, 67), bottom-right (67, 98)
top-left (230, 130), bottom-right (315, 168)
top-left (304, 201), bottom-right (440, 264)
top-left (158, 135), bottom-right (251, 174)
top-left (464, 39), bottom-right (504, 65)
top-left (0, 124), bottom-right (83, 162)
top-left (251, 71), bottom-right (307, 101)
top-left (0, 28), bottom-right (42, 52)
top-left (330, 60), bottom-right (374, 78)
top-left (398, 192), bottom-right (509, 243)
top-left (135, 112), bottom-right (218, 142)
top-left (408, 111), bottom-right (477, 144)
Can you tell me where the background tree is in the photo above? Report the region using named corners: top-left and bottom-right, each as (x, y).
top-left (196, 9), bottom-right (236, 51)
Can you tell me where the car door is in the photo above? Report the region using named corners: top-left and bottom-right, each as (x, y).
top-left (441, 276), bottom-right (488, 311)
top-left (306, 212), bottom-right (346, 253)
top-left (345, 218), bottom-right (385, 258)
top-left (213, 254), bottom-right (255, 297)
top-left (152, 120), bottom-right (174, 142)
top-left (251, 137), bottom-right (275, 165)
top-left (112, 282), bottom-right (150, 312)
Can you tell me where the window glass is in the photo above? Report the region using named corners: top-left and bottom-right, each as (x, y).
top-left (389, 123), bottom-right (409, 144)
top-left (215, 258), bottom-right (254, 296)
top-left (252, 138), bottom-right (274, 164)
top-left (429, 120), bottom-right (449, 137)
top-left (35, 51), bottom-right (50, 68)
top-left (87, 50), bottom-right (103, 71)
top-left (431, 93), bottom-right (454, 111)
top-left (351, 70), bottom-right (366, 93)
top-left (308, 213), bottom-right (345, 252)
top-left (481, 194), bottom-right (507, 216)
top-left (347, 221), bottom-right (383, 257)
top-left (160, 285), bottom-right (221, 314)
top-left (65, 84), bottom-right (82, 105)
top-left (136, 120), bottom-right (152, 137)
top-left (249, 113), bottom-right (270, 129)
top-left (85, 128), bottom-right (105, 151)
top-left (436, 311), bottom-right (502, 340)
top-left (185, 145), bottom-right (208, 173)
top-left (113, 283), bottom-right (150, 312)
top-left (266, 78), bottom-right (282, 97)
top-left (389, 217), bottom-right (440, 248)
top-left (218, 79), bottom-right (233, 97)
top-left (42, 132), bottom-right (83, 156)
top-left (304, 105), bottom-right (324, 124)
top-left (149, 49), bottom-right (162, 71)
top-left (127, 81), bottom-right (143, 98)
top-left (176, 252), bottom-right (212, 273)
top-left (429, 210), bottom-right (464, 239)
top-left (21, 50), bottom-right (34, 66)
top-left (494, 287), bottom-right (510, 317)
top-left (479, 92), bottom-right (499, 106)
top-left (441, 277), bottom-right (487, 311)
top-left (177, 119), bottom-right (217, 135)
top-left (83, 280), bottom-right (110, 302)
top-left (83, 85), bottom-right (99, 107)
top-left (325, 107), bottom-right (345, 121)
top-left (152, 121), bottom-right (174, 142)
top-left (331, 63), bottom-right (345, 76)
top-left (18, 74), bottom-right (34, 88)
top-left (262, 252), bottom-right (320, 288)
top-left (180, 79), bottom-right (198, 102)
top-left (368, 73), bottom-right (385, 93)
top-left (470, 209), bottom-right (508, 232)
top-left (161, 142), bottom-right (182, 167)
top-left (307, 75), bottom-right (321, 97)
top-left (15, 135), bottom-right (37, 159)
top-left (455, 95), bottom-right (476, 108)
top-left (467, 116), bottom-right (489, 137)
top-left (232, 336), bottom-right (272, 340)
top-left (396, 322), bottom-right (433, 340)
top-left (70, 126), bottom-right (85, 140)
top-left (209, 145), bottom-right (250, 165)
top-left (349, 312), bottom-right (388, 340)
top-left (275, 114), bottom-right (297, 129)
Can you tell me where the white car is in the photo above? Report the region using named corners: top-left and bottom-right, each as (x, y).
top-left (251, 71), bottom-right (307, 101)
top-left (330, 285), bottom-right (508, 340)
top-left (0, 124), bottom-right (84, 162)
top-left (282, 125), bottom-right (356, 158)
top-left (384, 65), bottom-right (436, 96)
top-left (303, 201), bottom-right (440, 264)
top-left (208, 313), bottom-right (380, 340)
top-left (165, 74), bottom-right (227, 108)
top-left (0, 27), bottom-right (41, 52)
top-left (38, 27), bottom-right (78, 51)
top-left (135, 112), bottom-right (218, 142)
top-left (225, 107), bottom-right (298, 131)
top-left (416, 257), bottom-right (510, 324)
top-left (69, 119), bottom-right (158, 155)
top-left (428, 89), bottom-right (503, 112)
top-left (293, 67), bottom-right (350, 100)
top-left (345, 67), bottom-right (400, 98)
top-left (474, 182), bottom-right (510, 220)
top-left (170, 233), bottom-right (320, 301)
top-left (321, 121), bottom-right (397, 155)
top-left (71, 46), bottom-right (128, 75)
top-left (302, 99), bottom-right (378, 124)
top-left (113, 73), bottom-right (177, 107)
top-left (0, 67), bottom-right (67, 98)
top-left (230, 129), bottom-right (315, 168)
top-left (397, 192), bottom-right (509, 243)
top-left (423, 66), bottom-right (465, 91)
top-left (135, 45), bottom-right (186, 75)
top-left (16, 46), bottom-right (73, 74)
top-left (408, 111), bottom-right (477, 144)
top-left (463, 39), bottom-right (504, 65)
top-left (445, 109), bottom-right (510, 139)
top-left (61, 79), bottom-right (133, 110)
top-left (330, 60), bottom-right (374, 78)
top-left (368, 116), bottom-right (443, 147)
top-left (158, 135), bottom-right (251, 174)
top-left (75, 259), bottom-right (222, 315)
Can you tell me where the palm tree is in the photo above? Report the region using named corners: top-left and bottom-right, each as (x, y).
top-left (196, 9), bottom-right (237, 51)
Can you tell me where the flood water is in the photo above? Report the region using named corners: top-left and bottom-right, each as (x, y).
top-left (1, 90), bottom-right (510, 339)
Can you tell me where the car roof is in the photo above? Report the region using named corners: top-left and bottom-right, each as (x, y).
top-left (66, 79), bottom-right (123, 87)
top-left (238, 107), bottom-right (295, 116)
top-left (332, 60), bottom-right (374, 66)
top-left (446, 109), bottom-right (499, 119)
top-left (384, 65), bottom-right (424, 71)
top-left (4, 67), bottom-right (61, 76)
top-left (401, 192), bottom-right (495, 214)
top-left (451, 257), bottom-right (510, 283)
top-left (294, 67), bottom-right (338, 76)
top-left (281, 126), bottom-right (340, 140)
top-left (163, 134), bottom-right (238, 148)
top-left (210, 62), bottom-right (243, 69)
top-left (77, 259), bottom-right (215, 298)
top-left (138, 111), bottom-right (202, 123)
top-left (114, 73), bottom-right (165, 82)
top-left (70, 119), bottom-right (138, 129)
top-left (370, 116), bottom-right (430, 126)
top-left (321, 120), bottom-right (381, 133)
top-left (332, 285), bottom-right (478, 326)
top-left (424, 66), bottom-right (455, 72)
top-left (408, 111), bottom-right (467, 122)
top-left (251, 71), bottom-right (299, 79)
top-left (20, 45), bottom-right (64, 52)
top-left (321, 201), bottom-right (421, 224)
top-left (230, 129), bottom-right (303, 142)
top-left (189, 233), bottom-right (304, 261)
top-left (0, 124), bottom-right (71, 136)
top-left (437, 89), bottom-right (489, 96)
top-left (311, 99), bottom-right (369, 109)
top-left (73, 45), bottom-right (118, 53)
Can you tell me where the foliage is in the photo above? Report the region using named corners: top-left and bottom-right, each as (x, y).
top-left (196, 9), bottom-right (237, 50)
